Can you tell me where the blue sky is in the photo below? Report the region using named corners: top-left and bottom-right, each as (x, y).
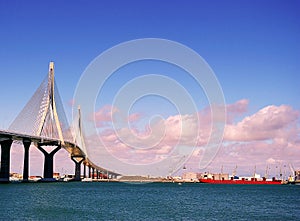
top-left (1, 0), bottom-right (299, 124)
top-left (1, 0), bottom-right (300, 176)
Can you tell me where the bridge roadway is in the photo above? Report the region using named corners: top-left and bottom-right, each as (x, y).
top-left (0, 129), bottom-right (120, 182)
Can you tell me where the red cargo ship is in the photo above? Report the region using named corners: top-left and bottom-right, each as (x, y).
top-left (199, 177), bottom-right (282, 185)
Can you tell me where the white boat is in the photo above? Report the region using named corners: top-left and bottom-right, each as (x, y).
top-left (9, 177), bottom-right (22, 183)
top-left (82, 178), bottom-right (93, 182)
top-left (63, 177), bottom-right (73, 182)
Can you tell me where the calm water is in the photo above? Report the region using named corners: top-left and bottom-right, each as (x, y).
top-left (0, 182), bottom-right (299, 220)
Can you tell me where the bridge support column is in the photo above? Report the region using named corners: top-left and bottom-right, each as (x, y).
top-left (38, 142), bottom-right (61, 181)
top-left (88, 165), bottom-right (91, 178)
top-left (96, 170), bottom-right (99, 179)
top-left (71, 156), bottom-right (84, 181)
top-left (83, 162), bottom-right (86, 178)
top-left (92, 168), bottom-right (95, 179)
top-left (0, 139), bottom-right (13, 183)
top-left (22, 139), bottom-right (31, 182)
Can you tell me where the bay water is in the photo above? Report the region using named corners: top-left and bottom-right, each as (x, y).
top-left (0, 182), bottom-right (299, 220)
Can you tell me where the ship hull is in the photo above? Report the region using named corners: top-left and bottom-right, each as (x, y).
top-left (199, 179), bottom-right (282, 185)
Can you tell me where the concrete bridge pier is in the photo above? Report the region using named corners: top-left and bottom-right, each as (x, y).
top-left (22, 139), bottom-right (31, 182)
top-left (83, 162), bottom-right (86, 178)
top-left (37, 142), bottom-right (61, 181)
top-left (88, 165), bottom-right (91, 178)
top-left (0, 139), bottom-right (13, 183)
top-left (92, 168), bottom-right (95, 179)
top-left (71, 156), bottom-right (84, 181)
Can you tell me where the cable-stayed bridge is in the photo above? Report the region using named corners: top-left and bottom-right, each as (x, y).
top-left (0, 62), bottom-right (119, 182)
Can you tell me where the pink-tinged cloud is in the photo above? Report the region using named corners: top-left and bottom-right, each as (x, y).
top-left (86, 100), bottom-right (300, 175)
top-left (225, 105), bottom-right (300, 141)
top-left (128, 113), bottom-right (141, 122)
top-left (227, 99), bottom-right (249, 114)
top-left (87, 111), bottom-right (204, 166)
top-left (226, 99), bottom-right (249, 124)
top-left (87, 99), bottom-right (247, 165)
top-left (93, 105), bottom-right (119, 127)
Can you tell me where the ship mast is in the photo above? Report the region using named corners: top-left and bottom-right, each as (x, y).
top-left (232, 165), bottom-right (237, 178)
top-left (265, 165), bottom-right (269, 179)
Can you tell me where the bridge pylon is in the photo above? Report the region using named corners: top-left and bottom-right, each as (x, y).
top-left (37, 62), bottom-right (65, 144)
top-left (9, 62), bottom-right (71, 143)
